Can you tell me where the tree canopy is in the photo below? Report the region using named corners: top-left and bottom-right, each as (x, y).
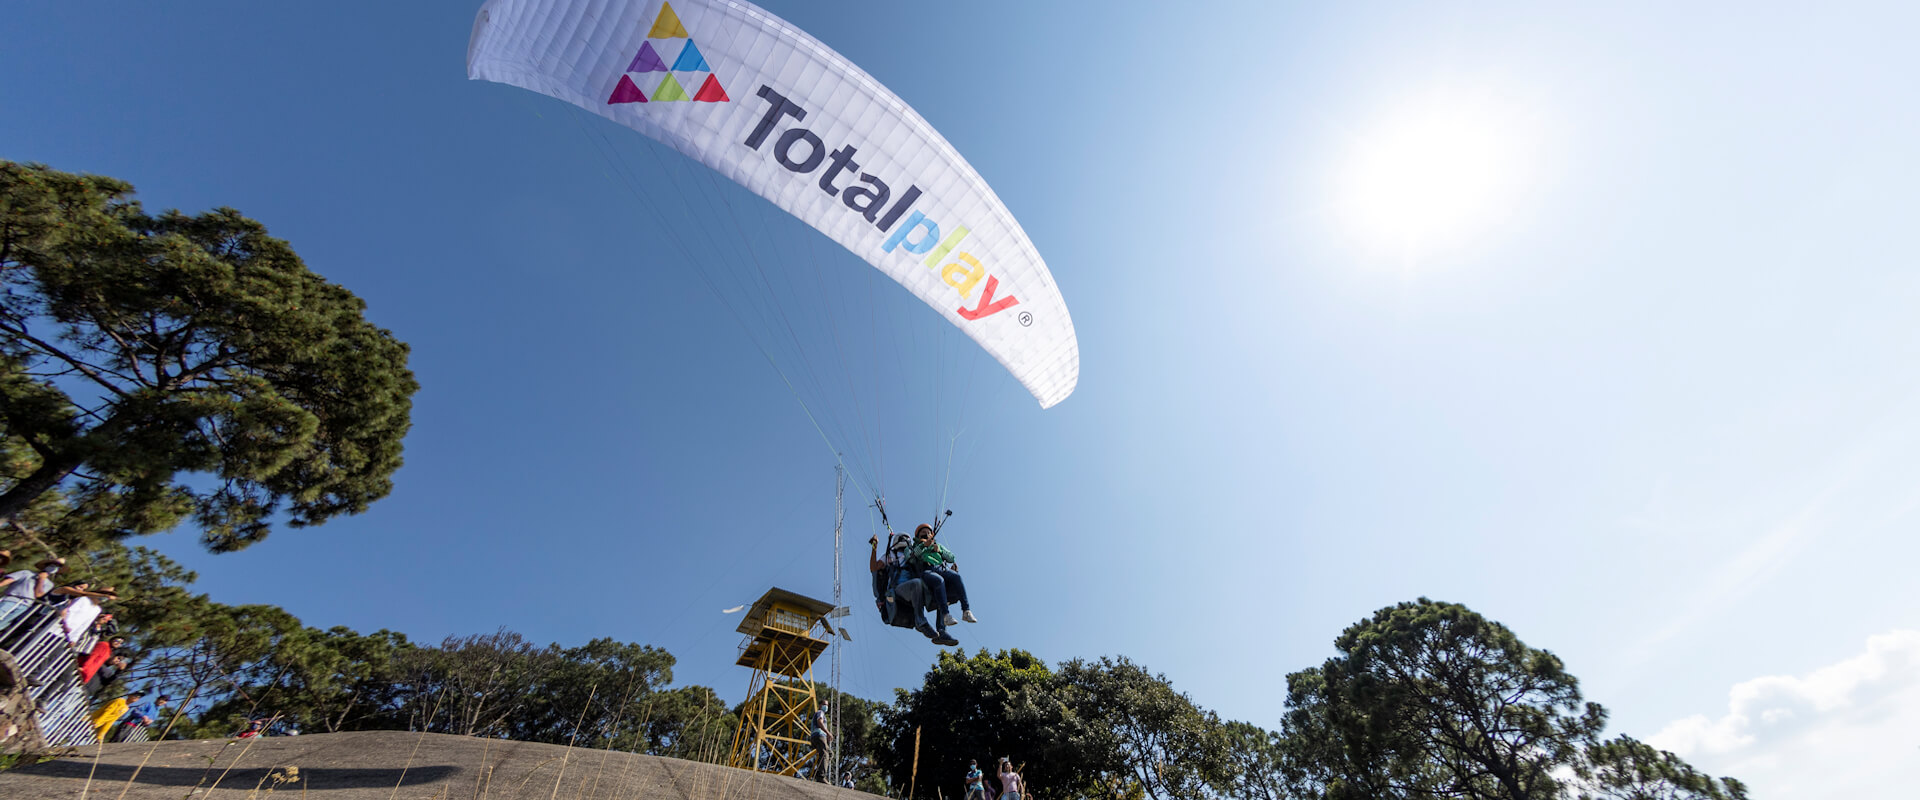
top-left (1281, 598), bottom-right (1607, 800)
top-left (864, 600), bottom-right (1747, 800)
top-left (1575, 735), bottom-right (1749, 800)
top-left (879, 648), bottom-right (1069, 797)
top-left (9, 560), bottom-right (1750, 800)
top-left (0, 161), bottom-right (417, 551)
top-left (873, 649), bottom-right (1227, 800)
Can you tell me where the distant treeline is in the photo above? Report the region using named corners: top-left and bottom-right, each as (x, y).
top-left (59, 539), bottom-right (1744, 800)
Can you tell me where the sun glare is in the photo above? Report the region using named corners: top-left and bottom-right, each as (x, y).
top-left (1334, 90), bottom-right (1540, 259)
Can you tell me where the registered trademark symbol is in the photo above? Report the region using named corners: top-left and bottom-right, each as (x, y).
top-left (1018, 311), bottom-right (1033, 327)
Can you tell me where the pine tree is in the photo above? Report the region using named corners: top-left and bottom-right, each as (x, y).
top-left (1283, 598), bottom-right (1607, 800)
top-left (0, 161), bottom-right (417, 551)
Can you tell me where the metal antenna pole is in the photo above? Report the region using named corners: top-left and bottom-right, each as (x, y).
top-left (830, 462), bottom-right (845, 786)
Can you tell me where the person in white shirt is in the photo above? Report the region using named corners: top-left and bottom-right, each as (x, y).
top-left (997, 758), bottom-right (1024, 800)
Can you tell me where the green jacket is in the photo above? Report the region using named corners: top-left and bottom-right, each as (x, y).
top-left (909, 542), bottom-right (955, 570)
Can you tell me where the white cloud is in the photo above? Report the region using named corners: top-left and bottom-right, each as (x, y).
top-left (1650, 629), bottom-right (1920, 796)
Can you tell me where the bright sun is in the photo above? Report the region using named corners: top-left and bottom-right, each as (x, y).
top-left (1334, 91), bottom-right (1540, 258)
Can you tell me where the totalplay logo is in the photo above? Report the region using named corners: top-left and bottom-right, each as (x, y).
top-left (599, 1), bottom-right (1021, 324)
top-left (606, 2), bottom-right (729, 104)
top-left (744, 87), bottom-right (1021, 323)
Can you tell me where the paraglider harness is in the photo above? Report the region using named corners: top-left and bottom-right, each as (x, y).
top-left (870, 501), bottom-right (952, 630)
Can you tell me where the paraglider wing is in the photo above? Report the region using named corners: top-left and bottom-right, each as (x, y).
top-left (468, 0), bottom-right (1078, 407)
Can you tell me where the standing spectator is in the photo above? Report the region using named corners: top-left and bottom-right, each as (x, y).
top-left (78, 636), bottom-right (126, 682)
top-left (151, 693), bottom-right (174, 732)
top-left (11, 558), bottom-right (64, 598)
top-left (965, 759), bottom-right (989, 800)
top-left (86, 656), bottom-right (129, 696)
top-left (116, 691), bottom-right (159, 742)
top-left (90, 690), bottom-right (141, 742)
top-left (997, 757), bottom-right (1024, 800)
top-left (808, 708), bottom-right (834, 783)
top-left (0, 549), bottom-right (16, 630)
top-left (54, 583), bottom-right (114, 643)
top-left (0, 557), bottom-right (63, 630)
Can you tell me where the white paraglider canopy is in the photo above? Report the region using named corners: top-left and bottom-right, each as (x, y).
top-left (468, 0), bottom-right (1077, 407)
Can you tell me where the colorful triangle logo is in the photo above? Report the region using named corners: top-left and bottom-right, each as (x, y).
top-left (608, 74), bottom-right (650, 104)
top-left (649, 2), bottom-right (689, 38)
top-left (609, 2), bottom-right (727, 107)
top-left (651, 72), bottom-right (691, 102)
top-left (670, 41), bottom-right (710, 73)
top-left (626, 41), bottom-right (668, 73)
top-left (692, 74), bottom-right (729, 102)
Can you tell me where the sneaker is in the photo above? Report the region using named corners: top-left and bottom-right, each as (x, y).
top-left (915, 622), bottom-right (937, 639)
top-left (941, 613), bottom-right (959, 628)
top-left (885, 593), bottom-right (895, 605)
top-left (962, 610), bottom-right (979, 623)
top-left (932, 633), bottom-right (960, 646)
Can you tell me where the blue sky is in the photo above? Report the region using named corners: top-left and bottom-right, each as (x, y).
top-left (6, 1), bottom-right (1919, 793)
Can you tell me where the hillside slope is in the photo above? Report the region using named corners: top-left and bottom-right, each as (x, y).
top-left (0, 729), bottom-right (869, 800)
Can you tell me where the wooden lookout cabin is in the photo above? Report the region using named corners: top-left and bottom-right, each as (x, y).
top-left (727, 587), bottom-right (837, 778)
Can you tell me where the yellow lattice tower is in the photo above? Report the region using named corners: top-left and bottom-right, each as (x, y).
top-left (728, 587), bottom-right (836, 777)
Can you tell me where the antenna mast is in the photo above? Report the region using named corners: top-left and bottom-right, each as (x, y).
top-left (830, 462), bottom-right (845, 785)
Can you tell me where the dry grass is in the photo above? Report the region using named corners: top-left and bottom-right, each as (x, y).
top-left (0, 729), bottom-right (864, 800)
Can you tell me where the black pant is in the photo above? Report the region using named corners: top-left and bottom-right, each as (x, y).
top-left (810, 735), bottom-right (829, 781)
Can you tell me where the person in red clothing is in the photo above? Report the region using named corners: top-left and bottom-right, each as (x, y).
top-left (78, 636), bottom-right (126, 682)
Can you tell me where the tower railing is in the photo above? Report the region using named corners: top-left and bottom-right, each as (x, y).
top-left (0, 600), bottom-right (108, 748)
